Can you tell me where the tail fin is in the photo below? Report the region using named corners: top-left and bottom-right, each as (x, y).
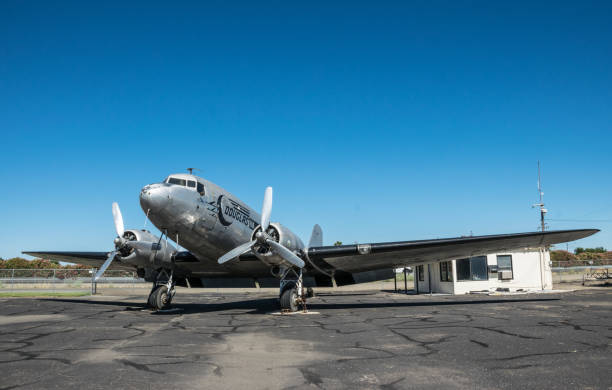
top-left (308, 224), bottom-right (323, 248)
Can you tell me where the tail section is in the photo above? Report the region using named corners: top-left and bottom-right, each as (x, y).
top-left (308, 224), bottom-right (323, 248)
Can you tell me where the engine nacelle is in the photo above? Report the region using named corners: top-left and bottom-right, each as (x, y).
top-left (250, 223), bottom-right (305, 265)
top-left (117, 229), bottom-right (176, 268)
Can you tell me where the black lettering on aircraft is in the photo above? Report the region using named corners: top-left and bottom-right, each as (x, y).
top-left (217, 195), bottom-right (257, 229)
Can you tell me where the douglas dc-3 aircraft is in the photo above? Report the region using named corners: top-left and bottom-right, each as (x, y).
top-left (25, 172), bottom-right (598, 311)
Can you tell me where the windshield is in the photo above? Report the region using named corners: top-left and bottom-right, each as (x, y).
top-left (167, 177), bottom-right (186, 186)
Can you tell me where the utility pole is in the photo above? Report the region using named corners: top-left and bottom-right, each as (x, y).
top-left (532, 161), bottom-right (548, 231)
top-left (532, 161), bottom-right (549, 290)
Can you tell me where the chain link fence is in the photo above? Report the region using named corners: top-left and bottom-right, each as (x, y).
top-left (552, 265), bottom-right (612, 284)
top-left (551, 259), bottom-right (612, 268)
top-left (1, 266), bottom-right (609, 294)
top-left (0, 269), bottom-right (145, 293)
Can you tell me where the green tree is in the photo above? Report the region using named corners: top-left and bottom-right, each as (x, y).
top-left (0, 257), bottom-right (30, 269)
top-left (334, 241), bottom-right (343, 246)
top-left (574, 247), bottom-right (606, 255)
top-left (0, 257), bottom-right (90, 270)
top-left (550, 250), bottom-right (576, 262)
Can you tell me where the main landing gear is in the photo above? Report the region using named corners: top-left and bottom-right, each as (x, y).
top-left (147, 269), bottom-right (175, 311)
top-left (278, 268), bottom-right (313, 312)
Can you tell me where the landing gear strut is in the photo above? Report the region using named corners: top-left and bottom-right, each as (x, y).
top-left (279, 268), bottom-right (310, 312)
top-left (147, 269), bottom-right (175, 311)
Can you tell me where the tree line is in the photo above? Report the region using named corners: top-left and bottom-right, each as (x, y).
top-left (550, 247), bottom-right (611, 265)
top-left (0, 257), bottom-right (89, 269)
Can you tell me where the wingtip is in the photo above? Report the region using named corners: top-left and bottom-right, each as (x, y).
top-left (565, 228), bottom-right (600, 241)
top-left (576, 228), bottom-right (600, 235)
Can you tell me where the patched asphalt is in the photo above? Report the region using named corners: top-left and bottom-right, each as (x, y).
top-left (0, 288), bottom-right (610, 389)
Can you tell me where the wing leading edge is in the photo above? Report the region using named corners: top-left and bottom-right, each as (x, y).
top-left (22, 251), bottom-right (134, 270)
top-left (307, 229), bottom-right (599, 274)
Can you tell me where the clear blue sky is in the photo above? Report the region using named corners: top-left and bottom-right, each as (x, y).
top-left (1, 1), bottom-right (611, 259)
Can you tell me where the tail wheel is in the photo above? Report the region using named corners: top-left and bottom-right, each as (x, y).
top-left (280, 287), bottom-right (298, 312)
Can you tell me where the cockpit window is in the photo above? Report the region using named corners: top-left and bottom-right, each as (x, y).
top-left (187, 180), bottom-right (196, 188)
top-left (167, 177), bottom-right (186, 186)
top-left (197, 182), bottom-right (205, 196)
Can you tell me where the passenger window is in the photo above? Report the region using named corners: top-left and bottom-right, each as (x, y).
top-left (197, 182), bottom-right (205, 196)
top-left (187, 180), bottom-right (196, 188)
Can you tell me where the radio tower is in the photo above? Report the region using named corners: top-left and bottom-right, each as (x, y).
top-left (532, 161), bottom-right (547, 231)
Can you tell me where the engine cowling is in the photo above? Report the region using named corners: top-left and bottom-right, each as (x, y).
top-left (250, 222), bottom-right (304, 265)
top-left (117, 229), bottom-right (176, 267)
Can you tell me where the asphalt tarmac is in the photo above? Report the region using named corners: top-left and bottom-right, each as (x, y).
top-left (0, 288), bottom-right (610, 389)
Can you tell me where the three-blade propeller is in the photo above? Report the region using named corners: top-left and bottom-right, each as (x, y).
top-left (94, 202), bottom-right (125, 281)
top-left (94, 202), bottom-right (160, 281)
top-left (217, 187), bottom-right (304, 268)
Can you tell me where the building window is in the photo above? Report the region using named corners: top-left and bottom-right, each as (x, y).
top-left (440, 261), bottom-right (453, 282)
top-left (456, 256), bottom-right (489, 281)
top-left (456, 258), bottom-right (470, 281)
top-left (417, 265), bottom-right (424, 281)
top-left (497, 255), bottom-right (513, 279)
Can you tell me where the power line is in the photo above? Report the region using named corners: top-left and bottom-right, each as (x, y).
top-left (548, 219), bottom-right (612, 223)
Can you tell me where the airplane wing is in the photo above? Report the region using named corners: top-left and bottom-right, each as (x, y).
top-left (22, 251), bottom-right (135, 271)
top-left (306, 229), bottom-right (598, 274)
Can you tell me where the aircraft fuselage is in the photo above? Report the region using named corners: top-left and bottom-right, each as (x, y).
top-left (139, 173), bottom-right (304, 277)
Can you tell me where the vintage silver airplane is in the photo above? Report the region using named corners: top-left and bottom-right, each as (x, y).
top-left (25, 172), bottom-right (598, 311)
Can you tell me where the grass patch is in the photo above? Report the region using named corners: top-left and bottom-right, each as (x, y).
top-left (0, 291), bottom-right (90, 298)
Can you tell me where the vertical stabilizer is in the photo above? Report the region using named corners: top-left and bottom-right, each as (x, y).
top-left (308, 224), bottom-right (323, 248)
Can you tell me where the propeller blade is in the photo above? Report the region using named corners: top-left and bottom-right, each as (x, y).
top-left (125, 241), bottom-right (161, 252)
top-left (261, 187), bottom-right (273, 231)
top-left (94, 251), bottom-right (116, 281)
top-left (266, 240), bottom-right (305, 268)
top-left (112, 202), bottom-right (124, 237)
top-left (218, 240), bottom-right (256, 264)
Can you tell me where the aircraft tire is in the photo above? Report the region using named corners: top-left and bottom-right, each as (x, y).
top-left (147, 286), bottom-right (159, 309)
top-left (280, 287), bottom-right (298, 312)
top-left (154, 285), bottom-right (172, 311)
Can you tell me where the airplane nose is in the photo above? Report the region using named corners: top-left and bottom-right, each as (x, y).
top-left (139, 184), bottom-right (171, 212)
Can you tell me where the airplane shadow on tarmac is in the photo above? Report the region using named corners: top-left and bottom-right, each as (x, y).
top-left (39, 296), bottom-right (560, 316)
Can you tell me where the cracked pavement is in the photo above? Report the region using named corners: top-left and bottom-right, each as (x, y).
top-left (0, 288), bottom-right (610, 389)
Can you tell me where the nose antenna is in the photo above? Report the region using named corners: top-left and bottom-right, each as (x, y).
top-left (186, 167), bottom-right (201, 175)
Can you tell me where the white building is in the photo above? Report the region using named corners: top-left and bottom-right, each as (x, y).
top-left (414, 248), bottom-right (553, 294)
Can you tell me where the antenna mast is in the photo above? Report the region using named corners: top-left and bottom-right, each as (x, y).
top-left (532, 161), bottom-right (547, 231)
